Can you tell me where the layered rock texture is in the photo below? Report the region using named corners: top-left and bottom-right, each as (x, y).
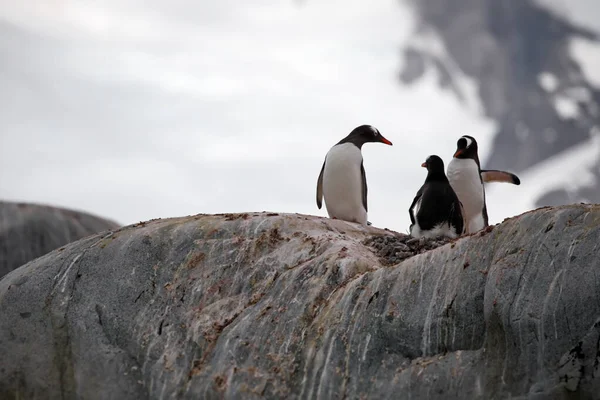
top-left (1, 205), bottom-right (600, 399)
top-left (0, 201), bottom-right (119, 278)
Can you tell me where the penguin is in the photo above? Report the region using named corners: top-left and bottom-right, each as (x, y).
top-left (447, 135), bottom-right (520, 234)
top-left (409, 155), bottom-right (464, 239)
top-left (316, 125), bottom-right (393, 225)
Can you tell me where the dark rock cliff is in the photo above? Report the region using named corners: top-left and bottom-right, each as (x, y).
top-left (0, 201), bottom-right (120, 278)
top-left (1, 205), bottom-right (599, 399)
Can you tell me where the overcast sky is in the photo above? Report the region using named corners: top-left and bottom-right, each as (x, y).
top-left (0, 0), bottom-right (562, 233)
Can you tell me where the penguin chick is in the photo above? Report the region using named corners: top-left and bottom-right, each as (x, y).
top-left (316, 125), bottom-right (392, 225)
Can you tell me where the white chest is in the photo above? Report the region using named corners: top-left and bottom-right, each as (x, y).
top-left (447, 158), bottom-right (485, 224)
top-left (322, 143), bottom-right (367, 224)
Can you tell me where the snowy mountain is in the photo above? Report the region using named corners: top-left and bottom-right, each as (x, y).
top-left (400, 0), bottom-right (600, 209)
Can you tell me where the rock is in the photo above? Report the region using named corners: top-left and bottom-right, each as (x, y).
top-left (0, 201), bottom-right (119, 278)
top-left (1, 205), bottom-right (600, 399)
top-left (364, 234), bottom-right (455, 265)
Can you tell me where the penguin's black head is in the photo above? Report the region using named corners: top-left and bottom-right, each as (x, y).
top-left (421, 155), bottom-right (445, 173)
top-left (422, 155), bottom-right (448, 181)
top-left (339, 125), bottom-right (393, 148)
top-left (453, 135), bottom-right (478, 159)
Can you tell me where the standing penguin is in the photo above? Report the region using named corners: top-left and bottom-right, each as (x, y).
top-left (447, 135), bottom-right (520, 234)
top-left (409, 155), bottom-right (464, 239)
top-left (316, 125), bottom-right (393, 225)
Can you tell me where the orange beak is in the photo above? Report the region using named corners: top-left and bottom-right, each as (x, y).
top-left (380, 136), bottom-right (393, 146)
top-left (421, 162), bottom-right (427, 168)
top-left (454, 149), bottom-right (464, 157)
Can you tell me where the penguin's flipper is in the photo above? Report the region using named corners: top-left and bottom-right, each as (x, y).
top-left (360, 160), bottom-right (368, 212)
top-left (316, 159), bottom-right (326, 209)
top-left (450, 198), bottom-right (464, 235)
top-left (481, 169), bottom-right (520, 185)
top-left (408, 187), bottom-right (423, 226)
top-left (482, 201), bottom-right (489, 228)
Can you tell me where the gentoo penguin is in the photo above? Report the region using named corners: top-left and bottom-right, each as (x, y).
top-left (447, 135), bottom-right (520, 234)
top-left (316, 125), bottom-right (392, 225)
top-left (409, 155), bottom-right (464, 239)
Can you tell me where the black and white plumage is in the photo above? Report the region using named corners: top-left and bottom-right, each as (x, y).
top-left (316, 125), bottom-right (392, 225)
top-left (409, 155), bottom-right (464, 239)
top-left (447, 135), bottom-right (520, 234)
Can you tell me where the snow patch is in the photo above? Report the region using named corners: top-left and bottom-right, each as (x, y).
top-left (538, 72), bottom-right (558, 92)
top-left (553, 95), bottom-right (580, 119)
top-left (534, 0), bottom-right (600, 32)
top-left (570, 38), bottom-right (600, 89)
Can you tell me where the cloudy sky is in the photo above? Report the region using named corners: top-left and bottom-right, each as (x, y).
top-left (0, 0), bottom-right (572, 233)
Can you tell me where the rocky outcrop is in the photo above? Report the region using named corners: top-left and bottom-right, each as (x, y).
top-left (0, 201), bottom-right (119, 278)
top-left (1, 205), bottom-right (600, 399)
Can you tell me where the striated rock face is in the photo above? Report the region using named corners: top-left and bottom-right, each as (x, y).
top-left (0, 201), bottom-right (119, 278)
top-left (1, 206), bottom-right (600, 399)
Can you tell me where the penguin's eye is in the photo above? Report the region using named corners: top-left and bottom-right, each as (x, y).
top-left (458, 137), bottom-right (472, 149)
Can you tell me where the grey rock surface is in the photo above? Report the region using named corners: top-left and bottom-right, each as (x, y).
top-left (0, 201), bottom-right (119, 278)
top-left (1, 206), bottom-right (600, 399)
